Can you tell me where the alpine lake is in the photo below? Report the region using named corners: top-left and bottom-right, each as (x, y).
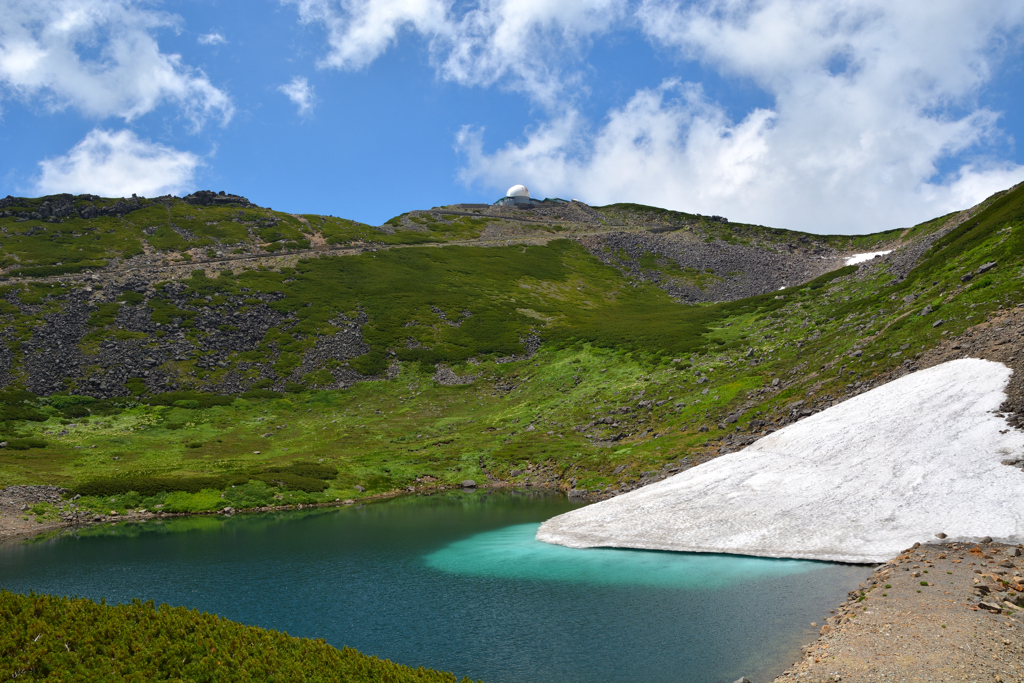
top-left (0, 491), bottom-right (871, 683)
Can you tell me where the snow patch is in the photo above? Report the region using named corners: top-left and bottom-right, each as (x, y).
top-left (537, 359), bottom-right (1024, 563)
top-left (845, 250), bottom-right (892, 265)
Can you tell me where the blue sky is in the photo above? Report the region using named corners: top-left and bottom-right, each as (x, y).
top-left (1, 0), bottom-right (1023, 233)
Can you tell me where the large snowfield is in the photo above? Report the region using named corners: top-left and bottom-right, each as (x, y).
top-left (537, 359), bottom-right (1024, 563)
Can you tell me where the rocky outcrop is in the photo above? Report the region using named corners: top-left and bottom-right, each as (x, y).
top-left (182, 190), bottom-right (254, 208)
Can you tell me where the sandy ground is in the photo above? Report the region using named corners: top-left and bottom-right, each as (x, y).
top-left (772, 542), bottom-right (1024, 683)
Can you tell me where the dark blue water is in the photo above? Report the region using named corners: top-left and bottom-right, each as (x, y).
top-left (0, 491), bottom-right (870, 683)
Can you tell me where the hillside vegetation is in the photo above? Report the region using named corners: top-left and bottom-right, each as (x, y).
top-left (0, 590), bottom-right (473, 682)
top-left (0, 182), bottom-right (1021, 520)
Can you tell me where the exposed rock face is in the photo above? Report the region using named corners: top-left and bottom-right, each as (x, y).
top-left (6, 282), bottom-right (373, 398)
top-left (575, 231), bottom-right (843, 303)
top-left (538, 359), bottom-right (1024, 563)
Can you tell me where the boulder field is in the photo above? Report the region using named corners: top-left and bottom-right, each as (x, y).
top-left (537, 358), bottom-right (1024, 563)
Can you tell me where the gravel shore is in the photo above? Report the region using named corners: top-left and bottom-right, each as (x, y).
top-left (772, 541), bottom-right (1023, 683)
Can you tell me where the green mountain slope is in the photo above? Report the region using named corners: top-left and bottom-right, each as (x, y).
top-left (0, 182), bottom-right (1021, 515)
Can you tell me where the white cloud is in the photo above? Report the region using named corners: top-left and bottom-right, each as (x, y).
top-left (197, 32), bottom-right (227, 45)
top-left (35, 128), bottom-right (202, 196)
top-left (0, 0), bottom-right (233, 127)
top-left (278, 76), bottom-right (316, 116)
top-left (284, 0), bottom-right (626, 105)
top-left (458, 1), bottom-right (1024, 233)
top-left (286, 0), bottom-right (447, 70)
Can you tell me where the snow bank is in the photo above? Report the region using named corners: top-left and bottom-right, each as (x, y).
top-left (845, 250), bottom-right (892, 265)
top-left (537, 359), bottom-right (1024, 563)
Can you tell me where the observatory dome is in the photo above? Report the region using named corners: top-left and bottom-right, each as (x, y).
top-left (506, 184), bottom-right (530, 198)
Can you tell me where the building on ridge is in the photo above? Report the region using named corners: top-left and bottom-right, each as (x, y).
top-left (493, 184), bottom-right (568, 209)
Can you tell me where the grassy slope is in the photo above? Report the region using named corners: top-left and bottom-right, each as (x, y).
top-left (0, 185), bottom-right (1022, 516)
top-left (0, 590), bottom-right (473, 682)
top-left (0, 196), bottom-right (484, 277)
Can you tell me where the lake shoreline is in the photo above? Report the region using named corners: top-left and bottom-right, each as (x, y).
top-left (4, 487), bottom-right (1022, 682)
top-left (0, 479), bottom-right (565, 544)
top-left (771, 541), bottom-right (1023, 683)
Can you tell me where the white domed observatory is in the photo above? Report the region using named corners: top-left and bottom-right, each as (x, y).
top-left (506, 184), bottom-right (531, 204)
top-left (489, 184), bottom-right (568, 209)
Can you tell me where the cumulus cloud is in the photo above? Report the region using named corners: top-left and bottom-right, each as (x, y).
top-left (278, 76), bottom-right (316, 115)
top-left (459, 1), bottom-right (1024, 233)
top-left (284, 0), bottom-right (626, 105)
top-left (197, 32), bottom-right (227, 45)
top-left (0, 0), bottom-right (233, 127)
top-left (35, 128), bottom-right (202, 196)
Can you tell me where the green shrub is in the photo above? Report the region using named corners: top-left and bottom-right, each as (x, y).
top-left (253, 472), bottom-right (329, 492)
top-left (146, 391), bottom-right (234, 409)
top-left (265, 462), bottom-right (339, 480)
top-left (0, 405), bottom-right (47, 422)
top-left (47, 395), bottom-right (96, 409)
top-left (173, 399), bottom-right (201, 409)
top-left (71, 475), bottom-right (236, 498)
top-left (302, 369), bottom-right (334, 386)
top-left (185, 441), bottom-right (204, 449)
top-left (118, 290), bottom-right (145, 305)
top-left (125, 377), bottom-right (147, 395)
top-left (59, 404), bottom-right (91, 418)
top-left (284, 382), bottom-right (307, 393)
top-left (5, 438), bottom-right (47, 450)
top-left (0, 590), bottom-right (471, 683)
top-left (240, 389), bottom-right (283, 400)
top-left (6, 261), bottom-right (107, 277)
top-left (222, 480), bottom-right (277, 508)
top-left (162, 489), bottom-right (225, 513)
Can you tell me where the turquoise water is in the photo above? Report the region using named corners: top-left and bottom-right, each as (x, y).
top-left (0, 491), bottom-right (870, 683)
top-left (426, 522), bottom-right (821, 588)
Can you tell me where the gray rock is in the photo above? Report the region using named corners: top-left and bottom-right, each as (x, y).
top-left (733, 678), bottom-right (753, 683)
top-left (981, 535), bottom-right (993, 543)
top-left (461, 480), bottom-right (477, 488)
top-left (354, 485), bottom-right (365, 492)
top-left (977, 261), bottom-right (997, 275)
top-left (920, 304), bottom-right (933, 316)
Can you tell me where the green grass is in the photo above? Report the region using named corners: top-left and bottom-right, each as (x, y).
top-left (0, 590), bottom-right (474, 682)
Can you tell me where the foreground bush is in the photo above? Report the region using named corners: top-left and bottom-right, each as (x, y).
top-left (0, 590), bottom-right (475, 682)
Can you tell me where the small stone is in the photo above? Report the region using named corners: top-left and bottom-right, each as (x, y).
top-left (354, 485), bottom-right (365, 492)
top-left (733, 678), bottom-right (752, 683)
top-left (935, 532), bottom-right (947, 539)
top-left (461, 480), bottom-right (477, 488)
top-left (981, 536), bottom-right (994, 544)
top-left (342, 499), bottom-right (354, 505)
